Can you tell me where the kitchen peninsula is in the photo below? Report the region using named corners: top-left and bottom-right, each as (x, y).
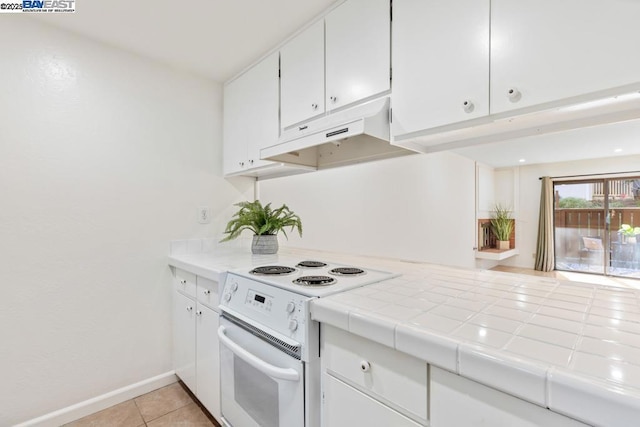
top-left (169, 242), bottom-right (640, 427)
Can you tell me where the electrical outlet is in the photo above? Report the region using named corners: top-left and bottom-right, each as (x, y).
top-left (198, 206), bottom-right (211, 224)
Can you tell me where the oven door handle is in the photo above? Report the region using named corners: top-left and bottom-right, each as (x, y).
top-left (217, 325), bottom-right (300, 382)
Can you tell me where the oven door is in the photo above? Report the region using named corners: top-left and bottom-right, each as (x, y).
top-left (218, 316), bottom-right (304, 427)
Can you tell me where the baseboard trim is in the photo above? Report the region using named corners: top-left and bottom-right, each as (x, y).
top-left (15, 371), bottom-right (177, 427)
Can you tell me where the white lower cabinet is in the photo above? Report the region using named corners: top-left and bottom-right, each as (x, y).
top-left (173, 291), bottom-right (196, 392)
top-left (321, 325), bottom-right (427, 426)
top-left (172, 270), bottom-right (221, 421)
top-left (322, 374), bottom-right (421, 427)
top-left (195, 303), bottom-right (219, 419)
top-left (321, 325), bottom-right (588, 427)
top-left (430, 367), bottom-right (588, 427)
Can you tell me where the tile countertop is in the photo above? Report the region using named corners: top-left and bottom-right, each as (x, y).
top-left (168, 241), bottom-right (640, 427)
top-left (311, 262), bottom-right (640, 427)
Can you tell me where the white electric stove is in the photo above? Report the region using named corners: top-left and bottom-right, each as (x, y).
top-left (218, 259), bottom-right (398, 427)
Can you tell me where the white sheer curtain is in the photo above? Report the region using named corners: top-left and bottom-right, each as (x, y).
top-left (534, 177), bottom-right (555, 271)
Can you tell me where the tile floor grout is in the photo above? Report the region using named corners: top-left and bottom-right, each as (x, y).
top-left (66, 381), bottom-right (218, 427)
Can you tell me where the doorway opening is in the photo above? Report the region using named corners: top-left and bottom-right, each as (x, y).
top-left (554, 177), bottom-right (640, 278)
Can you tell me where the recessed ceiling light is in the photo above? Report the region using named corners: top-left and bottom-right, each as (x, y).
top-left (518, 158), bottom-right (526, 163)
top-left (614, 148), bottom-right (623, 153)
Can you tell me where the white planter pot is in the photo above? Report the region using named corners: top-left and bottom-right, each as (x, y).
top-left (498, 240), bottom-right (510, 250)
top-left (252, 235), bottom-right (279, 254)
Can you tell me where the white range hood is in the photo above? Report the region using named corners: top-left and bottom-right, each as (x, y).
top-left (261, 97), bottom-right (414, 169)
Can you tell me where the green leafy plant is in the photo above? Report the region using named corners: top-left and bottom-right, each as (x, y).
top-left (618, 224), bottom-right (640, 236)
top-left (491, 204), bottom-right (514, 242)
top-left (557, 197), bottom-right (592, 208)
top-left (220, 200), bottom-right (302, 242)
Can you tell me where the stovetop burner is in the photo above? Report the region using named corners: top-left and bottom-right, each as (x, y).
top-left (293, 275), bottom-right (337, 286)
top-left (329, 267), bottom-right (365, 276)
top-left (296, 260), bottom-right (328, 268)
top-left (250, 265), bottom-right (296, 276)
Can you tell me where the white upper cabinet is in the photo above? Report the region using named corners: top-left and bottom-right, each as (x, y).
top-left (391, 0), bottom-right (640, 150)
top-left (392, 0), bottom-right (490, 136)
top-left (279, 0), bottom-right (391, 127)
top-left (325, 0), bottom-right (391, 111)
top-left (223, 52), bottom-right (279, 175)
top-left (280, 20), bottom-right (325, 128)
top-left (222, 77), bottom-right (248, 175)
top-left (490, 0), bottom-right (640, 115)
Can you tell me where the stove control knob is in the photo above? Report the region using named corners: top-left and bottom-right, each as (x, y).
top-left (231, 282), bottom-right (238, 292)
top-left (288, 320), bottom-right (298, 331)
top-left (286, 302), bottom-right (296, 313)
top-left (224, 293), bottom-right (231, 302)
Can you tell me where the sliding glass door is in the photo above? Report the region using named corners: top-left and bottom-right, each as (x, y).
top-left (608, 178), bottom-right (640, 276)
top-left (554, 177), bottom-right (640, 278)
top-left (554, 180), bottom-right (606, 274)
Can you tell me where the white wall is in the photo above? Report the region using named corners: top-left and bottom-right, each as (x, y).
top-left (0, 19), bottom-right (253, 425)
top-left (499, 155), bottom-right (640, 269)
top-left (258, 152), bottom-right (477, 267)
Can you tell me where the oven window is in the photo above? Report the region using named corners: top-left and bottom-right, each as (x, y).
top-left (234, 356), bottom-right (279, 427)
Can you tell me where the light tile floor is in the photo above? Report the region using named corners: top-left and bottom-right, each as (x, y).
top-left (491, 265), bottom-right (640, 289)
top-left (64, 382), bottom-right (219, 427)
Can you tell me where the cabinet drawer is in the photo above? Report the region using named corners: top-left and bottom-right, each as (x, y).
top-left (322, 325), bottom-right (427, 423)
top-left (196, 276), bottom-right (219, 311)
top-left (174, 268), bottom-right (196, 298)
top-left (323, 373), bottom-right (422, 427)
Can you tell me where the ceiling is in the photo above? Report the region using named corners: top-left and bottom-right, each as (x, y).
top-left (31, 0), bottom-right (337, 83)
top-left (453, 118), bottom-right (640, 168)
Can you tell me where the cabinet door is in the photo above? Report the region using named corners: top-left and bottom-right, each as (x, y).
top-left (196, 304), bottom-right (220, 421)
top-left (392, 0), bottom-right (489, 136)
top-left (223, 75), bottom-right (249, 175)
top-left (244, 52), bottom-right (280, 168)
top-left (173, 291), bottom-right (196, 393)
top-left (322, 374), bottom-right (422, 427)
top-left (281, 20), bottom-right (325, 128)
top-left (325, 0), bottom-right (390, 110)
top-left (430, 367), bottom-right (588, 427)
top-left (491, 0), bottom-right (640, 115)
top-left (223, 52), bottom-right (279, 174)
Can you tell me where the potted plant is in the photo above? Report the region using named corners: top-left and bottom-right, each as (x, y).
top-left (618, 224), bottom-right (640, 244)
top-left (491, 204), bottom-right (514, 250)
top-left (220, 200), bottom-right (302, 254)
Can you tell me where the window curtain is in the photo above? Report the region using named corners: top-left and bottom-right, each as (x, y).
top-left (534, 176), bottom-right (555, 271)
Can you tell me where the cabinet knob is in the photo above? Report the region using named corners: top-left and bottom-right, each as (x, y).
top-left (330, 96), bottom-right (338, 103)
top-left (507, 87), bottom-right (521, 103)
top-left (203, 289), bottom-right (211, 296)
top-left (249, 159), bottom-right (254, 165)
top-left (239, 161), bottom-right (245, 167)
top-left (196, 310), bottom-right (202, 316)
top-left (360, 360), bottom-right (371, 372)
top-left (180, 279), bottom-right (186, 285)
top-left (186, 306), bottom-right (193, 312)
top-left (462, 100), bottom-right (475, 113)
top-left (298, 125), bottom-right (308, 131)
top-left (311, 103), bottom-right (318, 110)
